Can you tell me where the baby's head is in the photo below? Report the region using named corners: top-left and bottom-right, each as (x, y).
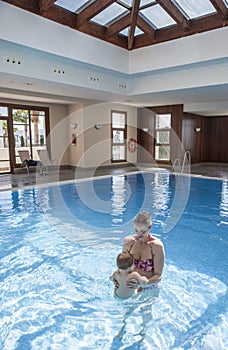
top-left (116, 252), bottom-right (134, 270)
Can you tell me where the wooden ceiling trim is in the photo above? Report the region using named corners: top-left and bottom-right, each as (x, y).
top-left (2, 0), bottom-right (40, 13)
top-left (107, 13), bottom-right (131, 37)
top-left (128, 0), bottom-right (140, 50)
top-left (39, 0), bottom-right (55, 13)
top-left (134, 12), bottom-right (227, 49)
top-left (156, 0), bottom-right (190, 31)
top-left (76, 0), bottom-right (115, 28)
top-left (209, 0), bottom-right (228, 19)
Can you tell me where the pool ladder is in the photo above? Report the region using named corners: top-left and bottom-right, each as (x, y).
top-left (171, 151), bottom-right (191, 173)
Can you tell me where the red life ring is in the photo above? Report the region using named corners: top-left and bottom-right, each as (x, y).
top-left (128, 138), bottom-right (138, 153)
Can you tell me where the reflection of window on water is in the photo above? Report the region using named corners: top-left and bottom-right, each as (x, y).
top-left (220, 180), bottom-right (228, 220)
top-left (111, 175), bottom-right (126, 222)
top-left (152, 173), bottom-right (170, 212)
top-left (112, 146), bottom-right (125, 160)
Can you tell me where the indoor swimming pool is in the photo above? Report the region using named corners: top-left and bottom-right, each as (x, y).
top-left (0, 172), bottom-right (227, 349)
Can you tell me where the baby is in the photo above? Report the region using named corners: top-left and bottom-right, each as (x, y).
top-left (109, 252), bottom-right (149, 299)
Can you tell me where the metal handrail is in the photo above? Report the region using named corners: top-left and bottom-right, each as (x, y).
top-left (181, 151), bottom-right (191, 173)
top-left (170, 151), bottom-right (191, 174)
top-left (171, 158), bottom-right (181, 173)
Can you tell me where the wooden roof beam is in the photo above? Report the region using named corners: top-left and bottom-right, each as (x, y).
top-left (156, 0), bottom-right (190, 31)
top-left (137, 15), bottom-right (156, 38)
top-left (209, 0), bottom-right (228, 19)
top-left (128, 0), bottom-right (140, 50)
top-left (77, 0), bottom-right (115, 28)
top-left (39, 0), bottom-right (55, 13)
top-left (107, 13), bottom-right (131, 37)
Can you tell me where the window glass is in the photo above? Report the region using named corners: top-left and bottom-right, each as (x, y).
top-left (172, 0), bottom-right (216, 19)
top-left (156, 114), bottom-right (171, 129)
top-left (55, 0), bottom-right (91, 13)
top-left (112, 146), bottom-right (125, 160)
top-left (120, 26), bottom-right (143, 36)
top-left (0, 107), bottom-right (8, 117)
top-left (91, 3), bottom-right (128, 26)
top-left (112, 112), bottom-right (125, 129)
top-left (140, 4), bottom-right (176, 29)
top-left (155, 145), bottom-right (170, 161)
top-left (155, 113), bottom-right (171, 161)
top-left (156, 131), bottom-right (170, 144)
top-left (113, 130), bottom-right (124, 144)
top-left (12, 109), bottom-right (29, 125)
top-left (30, 111), bottom-right (46, 147)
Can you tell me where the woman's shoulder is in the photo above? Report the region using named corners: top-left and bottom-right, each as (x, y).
top-left (149, 236), bottom-right (164, 248)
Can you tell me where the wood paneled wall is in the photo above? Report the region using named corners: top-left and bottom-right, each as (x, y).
top-left (206, 117), bottom-right (228, 162)
top-left (138, 105), bottom-right (228, 164)
top-left (138, 105), bottom-right (183, 164)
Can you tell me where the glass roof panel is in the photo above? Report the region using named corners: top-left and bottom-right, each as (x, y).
top-left (118, 0), bottom-right (132, 7)
top-left (140, 0), bottom-right (156, 7)
top-left (172, 0), bottom-right (216, 19)
top-left (140, 4), bottom-right (176, 29)
top-left (119, 0), bottom-right (156, 8)
top-left (91, 3), bottom-right (128, 26)
top-left (223, 0), bottom-right (228, 7)
top-left (55, 0), bottom-right (91, 13)
top-left (119, 26), bottom-right (144, 36)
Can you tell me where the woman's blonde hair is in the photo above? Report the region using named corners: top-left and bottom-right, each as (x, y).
top-left (133, 211), bottom-right (152, 227)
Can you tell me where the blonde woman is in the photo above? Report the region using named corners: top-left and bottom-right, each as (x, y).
top-left (122, 211), bottom-right (165, 290)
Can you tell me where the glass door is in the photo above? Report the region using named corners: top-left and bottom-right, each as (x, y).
top-left (0, 107), bottom-right (10, 173)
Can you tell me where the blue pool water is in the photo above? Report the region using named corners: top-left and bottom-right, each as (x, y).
top-left (0, 172), bottom-right (227, 349)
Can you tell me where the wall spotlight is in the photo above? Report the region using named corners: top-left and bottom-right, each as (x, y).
top-left (194, 127), bottom-right (201, 133)
top-left (70, 123), bottom-right (78, 129)
top-left (95, 124), bottom-right (103, 130)
top-left (142, 127), bottom-right (149, 132)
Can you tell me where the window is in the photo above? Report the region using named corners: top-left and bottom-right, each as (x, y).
top-left (13, 108), bottom-right (47, 164)
top-left (155, 114), bottom-right (171, 161)
top-left (111, 110), bottom-right (127, 162)
top-left (0, 103), bottom-right (49, 173)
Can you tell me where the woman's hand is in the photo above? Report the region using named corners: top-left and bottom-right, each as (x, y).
top-left (113, 278), bottom-right (119, 292)
top-left (126, 278), bottom-right (140, 289)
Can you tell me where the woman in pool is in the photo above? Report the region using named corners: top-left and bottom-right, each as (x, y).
top-left (121, 211), bottom-right (165, 290)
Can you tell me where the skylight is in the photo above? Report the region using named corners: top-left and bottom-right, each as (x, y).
top-left (91, 3), bottom-right (128, 26)
top-left (120, 26), bottom-right (144, 36)
top-left (223, 0), bottom-right (228, 7)
top-left (172, 0), bottom-right (216, 19)
top-left (140, 4), bottom-right (176, 29)
top-left (55, 0), bottom-right (92, 13)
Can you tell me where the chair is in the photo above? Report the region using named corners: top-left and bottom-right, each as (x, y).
top-left (18, 150), bottom-right (39, 174)
top-left (37, 150), bottom-right (57, 175)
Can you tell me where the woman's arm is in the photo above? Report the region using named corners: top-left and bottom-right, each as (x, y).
top-left (148, 241), bottom-right (165, 284)
top-left (130, 272), bottom-right (149, 286)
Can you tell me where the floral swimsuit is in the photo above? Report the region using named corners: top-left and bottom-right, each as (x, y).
top-left (129, 241), bottom-right (154, 273)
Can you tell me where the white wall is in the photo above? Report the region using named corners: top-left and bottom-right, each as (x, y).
top-left (129, 26), bottom-right (228, 74)
top-left (82, 102), bottom-right (138, 168)
top-left (0, 1), bottom-right (128, 74)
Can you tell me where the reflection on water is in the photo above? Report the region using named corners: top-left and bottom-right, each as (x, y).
top-left (220, 180), bottom-right (228, 224)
